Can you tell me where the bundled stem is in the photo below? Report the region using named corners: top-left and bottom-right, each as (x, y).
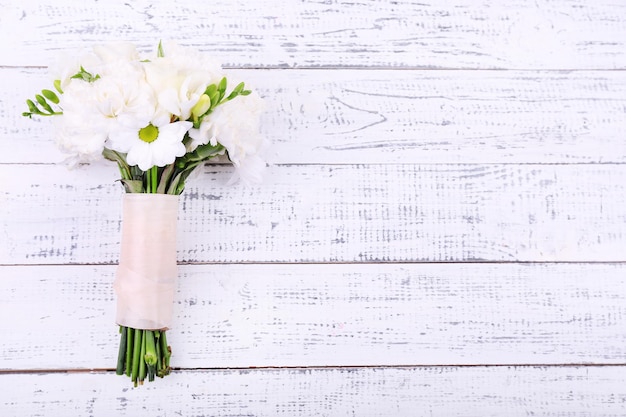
top-left (116, 327), bottom-right (171, 386)
top-left (114, 165), bottom-right (176, 386)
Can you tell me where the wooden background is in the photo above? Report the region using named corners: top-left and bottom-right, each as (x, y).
top-left (1, 0), bottom-right (626, 415)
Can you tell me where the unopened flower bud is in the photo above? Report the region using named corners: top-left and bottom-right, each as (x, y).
top-left (191, 94), bottom-right (211, 118)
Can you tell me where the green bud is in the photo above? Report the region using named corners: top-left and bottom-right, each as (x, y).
top-left (217, 77), bottom-right (227, 93)
top-left (191, 94), bottom-right (211, 118)
top-left (206, 84), bottom-right (217, 96)
top-left (209, 91), bottom-right (220, 108)
top-left (36, 94), bottom-right (54, 113)
top-left (26, 99), bottom-right (39, 114)
top-left (53, 79), bottom-right (63, 94)
top-left (42, 89), bottom-right (60, 104)
top-left (157, 40), bottom-right (165, 58)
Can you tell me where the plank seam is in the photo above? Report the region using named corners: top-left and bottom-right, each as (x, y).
top-left (2, 261), bottom-right (626, 267)
top-left (3, 363), bottom-right (626, 376)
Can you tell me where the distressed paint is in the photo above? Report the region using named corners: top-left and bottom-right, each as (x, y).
top-left (1, 0), bottom-right (626, 414)
top-left (2, 0), bottom-right (626, 69)
top-left (2, 367), bottom-right (626, 416)
top-left (1, 164), bottom-right (624, 264)
top-left (1, 263), bottom-right (625, 370)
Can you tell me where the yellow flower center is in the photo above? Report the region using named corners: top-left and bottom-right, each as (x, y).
top-left (138, 124), bottom-right (159, 143)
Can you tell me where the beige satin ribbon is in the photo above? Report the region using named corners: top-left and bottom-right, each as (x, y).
top-left (113, 194), bottom-right (179, 330)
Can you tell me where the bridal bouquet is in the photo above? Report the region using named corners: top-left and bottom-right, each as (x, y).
top-left (23, 41), bottom-right (267, 386)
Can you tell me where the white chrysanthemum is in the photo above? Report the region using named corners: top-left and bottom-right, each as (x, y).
top-left (107, 116), bottom-right (192, 171)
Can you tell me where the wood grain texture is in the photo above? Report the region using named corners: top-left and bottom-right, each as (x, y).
top-left (1, 263), bottom-right (625, 370)
top-left (1, 163), bottom-right (624, 264)
top-left (2, 0), bottom-right (626, 413)
top-left (2, 0), bottom-right (626, 69)
top-left (2, 366), bottom-right (626, 416)
top-left (4, 68), bottom-right (626, 165)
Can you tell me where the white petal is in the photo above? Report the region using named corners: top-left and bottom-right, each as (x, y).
top-left (126, 142), bottom-right (153, 171)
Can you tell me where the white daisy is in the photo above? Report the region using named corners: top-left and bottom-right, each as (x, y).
top-left (107, 117), bottom-right (192, 171)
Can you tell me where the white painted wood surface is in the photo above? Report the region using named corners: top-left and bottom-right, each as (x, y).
top-left (3, 367), bottom-right (626, 417)
top-left (2, 164), bottom-right (625, 264)
top-left (2, 0), bottom-right (626, 69)
top-left (2, 263), bottom-right (625, 370)
top-left (1, 0), bottom-right (625, 415)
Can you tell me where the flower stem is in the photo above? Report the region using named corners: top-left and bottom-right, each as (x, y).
top-left (131, 328), bottom-right (142, 386)
top-left (125, 327), bottom-right (134, 377)
top-left (160, 330), bottom-right (171, 373)
top-left (144, 330), bottom-right (157, 382)
top-left (116, 326), bottom-right (127, 375)
top-left (138, 330), bottom-right (147, 385)
top-left (146, 166), bottom-right (159, 194)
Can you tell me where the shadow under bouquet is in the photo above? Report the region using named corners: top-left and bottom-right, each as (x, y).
top-left (23, 41), bottom-right (268, 386)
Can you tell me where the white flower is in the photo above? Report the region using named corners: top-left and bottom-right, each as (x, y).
top-left (187, 118), bottom-right (217, 151)
top-left (107, 117), bottom-right (192, 171)
top-left (144, 43), bottom-right (223, 122)
top-left (50, 42), bottom-right (140, 90)
top-left (52, 79), bottom-right (109, 163)
top-left (196, 91), bottom-right (266, 171)
top-left (227, 152), bottom-right (269, 185)
top-left (92, 68), bottom-right (156, 132)
top-left (156, 67), bottom-right (208, 121)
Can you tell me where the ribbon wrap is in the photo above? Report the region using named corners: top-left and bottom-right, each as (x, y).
top-left (113, 194), bottom-right (179, 330)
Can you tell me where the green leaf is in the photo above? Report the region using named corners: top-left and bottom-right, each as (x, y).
top-left (156, 164), bottom-right (175, 194)
top-left (42, 89), bottom-right (60, 104)
top-left (120, 179), bottom-right (144, 194)
top-left (167, 163), bottom-right (202, 195)
top-left (176, 142), bottom-right (225, 169)
top-left (102, 148), bottom-right (132, 180)
top-left (240, 90), bottom-right (252, 96)
top-left (70, 66), bottom-right (100, 83)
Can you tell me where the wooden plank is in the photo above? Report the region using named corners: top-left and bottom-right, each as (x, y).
top-left (4, 68), bottom-right (626, 165)
top-left (1, 263), bottom-right (625, 370)
top-left (1, 164), bottom-right (625, 264)
top-left (2, 366), bottom-right (626, 416)
top-left (2, 0), bottom-right (626, 69)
